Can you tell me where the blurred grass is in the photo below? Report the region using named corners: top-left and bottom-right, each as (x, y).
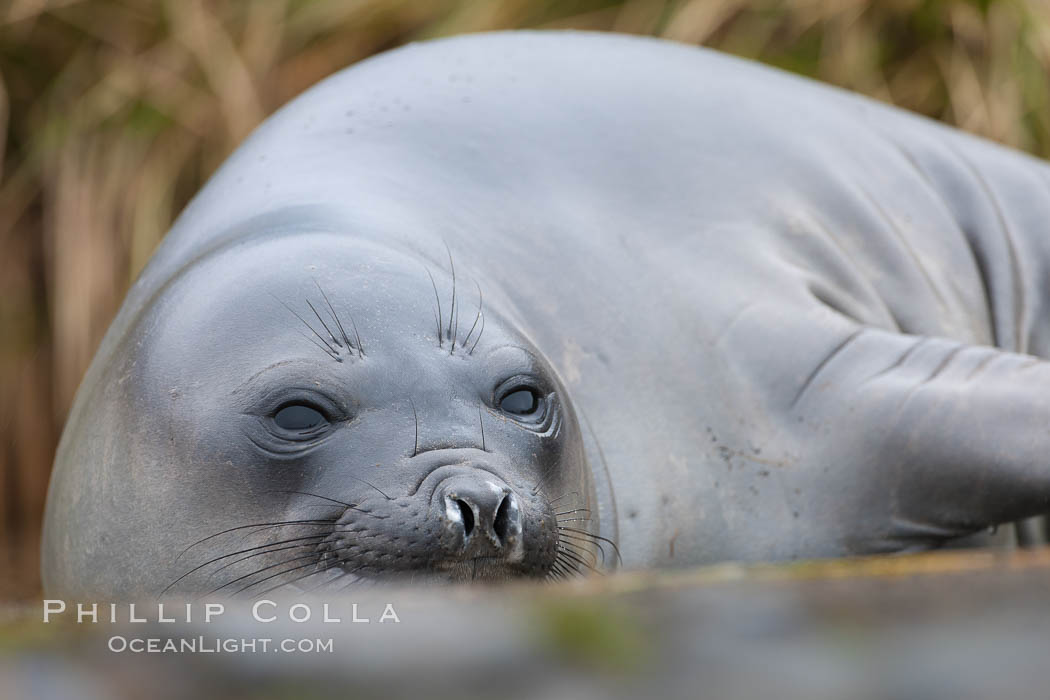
top-left (1, 0), bottom-right (1049, 598)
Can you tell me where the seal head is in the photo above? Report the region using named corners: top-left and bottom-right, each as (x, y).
top-left (43, 231), bottom-right (599, 596)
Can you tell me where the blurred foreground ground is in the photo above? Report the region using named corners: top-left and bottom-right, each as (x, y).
top-left (3, 548), bottom-right (1050, 699)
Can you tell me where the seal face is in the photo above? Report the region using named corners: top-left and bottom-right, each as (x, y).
top-left (46, 231), bottom-right (601, 597)
top-left (43, 31), bottom-right (1050, 597)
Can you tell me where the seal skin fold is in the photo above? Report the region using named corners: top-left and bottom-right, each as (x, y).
top-left (42, 31), bottom-right (1050, 597)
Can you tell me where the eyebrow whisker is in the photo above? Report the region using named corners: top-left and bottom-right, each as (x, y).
top-left (313, 280), bottom-right (351, 347)
top-left (462, 281), bottom-right (483, 348)
top-left (346, 309), bottom-right (365, 358)
top-left (295, 329), bottom-right (342, 362)
top-left (444, 242), bottom-right (457, 349)
top-left (425, 266), bottom-right (443, 347)
top-left (271, 293), bottom-right (339, 356)
top-left (305, 298), bottom-right (342, 348)
top-left (312, 280), bottom-right (365, 359)
top-left (469, 311), bottom-right (485, 355)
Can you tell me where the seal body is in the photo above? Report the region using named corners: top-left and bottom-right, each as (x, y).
top-left (43, 31), bottom-right (1050, 596)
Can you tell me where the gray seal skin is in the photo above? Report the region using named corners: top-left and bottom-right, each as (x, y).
top-left (42, 30), bottom-right (1050, 597)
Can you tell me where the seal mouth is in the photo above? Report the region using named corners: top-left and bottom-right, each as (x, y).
top-left (432, 556), bottom-right (528, 582)
top-left (161, 448), bottom-right (594, 596)
top-left (262, 449), bottom-right (564, 589)
top-left (163, 475), bottom-right (594, 595)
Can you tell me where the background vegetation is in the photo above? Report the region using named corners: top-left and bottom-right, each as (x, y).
top-left (2, 0), bottom-right (1049, 596)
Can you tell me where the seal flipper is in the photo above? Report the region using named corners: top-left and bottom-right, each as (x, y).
top-left (789, 325), bottom-right (1050, 551)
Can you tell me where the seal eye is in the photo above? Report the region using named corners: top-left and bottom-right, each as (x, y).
top-left (500, 388), bottom-right (539, 416)
top-left (274, 404), bottom-right (327, 432)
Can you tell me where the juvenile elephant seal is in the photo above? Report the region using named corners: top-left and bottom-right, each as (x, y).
top-left (43, 31), bottom-right (1050, 597)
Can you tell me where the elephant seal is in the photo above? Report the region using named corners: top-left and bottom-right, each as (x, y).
top-left (42, 31), bottom-right (1050, 597)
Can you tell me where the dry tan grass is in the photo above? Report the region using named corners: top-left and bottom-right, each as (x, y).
top-left (2, 0), bottom-right (1049, 596)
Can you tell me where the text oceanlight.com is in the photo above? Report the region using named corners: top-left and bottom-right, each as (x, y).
top-left (107, 636), bottom-right (335, 654)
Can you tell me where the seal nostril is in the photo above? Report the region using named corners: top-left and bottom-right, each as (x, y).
top-left (493, 494), bottom-right (511, 543)
top-left (456, 499), bottom-right (475, 538)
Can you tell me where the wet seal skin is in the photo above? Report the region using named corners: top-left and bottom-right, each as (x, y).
top-left (42, 31), bottom-right (1050, 597)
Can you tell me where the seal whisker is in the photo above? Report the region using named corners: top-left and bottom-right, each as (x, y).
top-left (468, 311), bottom-right (485, 355)
top-left (550, 559), bottom-right (577, 579)
top-left (554, 559), bottom-right (586, 579)
top-left (294, 328), bottom-right (343, 362)
top-left (346, 308), bottom-right (365, 359)
top-left (251, 546), bottom-right (369, 598)
top-left (312, 280), bottom-right (349, 347)
top-left (556, 528), bottom-right (602, 547)
top-left (558, 526), bottom-right (623, 566)
top-left (347, 475), bottom-right (394, 501)
top-left (562, 537), bottom-right (604, 570)
top-left (202, 545), bottom-right (321, 587)
top-left (557, 545), bottom-right (599, 575)
top-left (303, 569), bottom-right (349, 594)
top-left (271, 293), bottom-right (340, 356)
top-left (314, 279), bottom-right (364, 358)
top-left (292, 562), bottom-right (365, 596)
top-left (176, 520), bottom-right (338, 561)
top-left (249, 568), bottom-right (333, 599)
top-left (563, 534), bottom-right (609, 566)
top-left (452, 293), bottom-right (460, 353)
top-left (163, 533), bottom-right (331, 596)
top-left (555, 508), bottom-right (591, 518)
top-left (252, 549), bottom-right (376, 598)
top-left (294, 504), bottom-right (356, 510)
top-left (552, 561), bottom-right (573, 579)
top-left (205, 542), bottom-right (321, 582)
top-left (330, 566), bottom-right (370, 594)
top-left (305, 298), bottom-right (342, 348)
top-left (530, 464), bottom-right (558, 495)
top-left (545, 567), bottom-right (567, 582)
top-left (425, 266), bottom-right (443, 346)
top-left (411, 399), bottom-right (419, 457)
top-left (478, 402), bottom-right (486, 452)
top-left (548, 492), bottom-right (581, 507)
top-left (207, 551), bottom-right (324, 595)
top-left (555, 546), bottom-right (590, 574)
top-left (453, 295), bottom-right (460, 351)
top-left (551, 556), bottom-right (577, 576)
top-left (444, 242), bottom-right (457, 347)
top-left (269, 489), bottom-right (361, 511)
top-left (558, 539), bottom-right (599, 568)
top-left (461, 282), bottom-right (483, 348)
top-left (179, 534), bottom-right (331, 573)
top-left (232, 559), bottom-right (324, 597)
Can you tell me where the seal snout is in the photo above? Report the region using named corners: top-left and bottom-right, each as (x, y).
top-left (439, 475), bottom-right (524, 563)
